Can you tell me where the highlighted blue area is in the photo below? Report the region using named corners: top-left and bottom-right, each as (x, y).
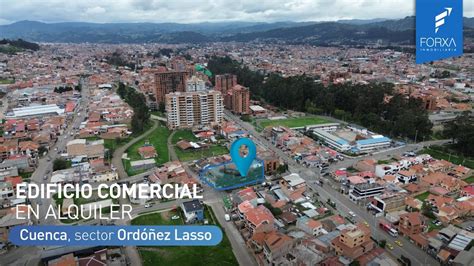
top-left (199, 159), bottom-right (264, 191)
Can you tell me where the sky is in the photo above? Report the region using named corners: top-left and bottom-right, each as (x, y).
top-left (0, 0), bottom-right (473, 25)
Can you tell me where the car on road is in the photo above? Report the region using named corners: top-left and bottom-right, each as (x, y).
top-left (395, 240), bottom-right (403, 247)
top-left (224, 214), bottom-right (231, 221)
top-left (349, 211), bottom-right (356, 217)
top-left (386, 243), bottom-right (394, 250)
top-left (144, 203), bottom-right (151, 208)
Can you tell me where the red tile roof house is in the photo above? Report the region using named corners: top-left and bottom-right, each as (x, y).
top-left (242, 204), bottom-right (276, 235)
top-left (261, 231), bottom-right (295, 266)
top-left (398, 212), bottom-right (426, 238)
top-left (138, 145), bottom-right (157, 159)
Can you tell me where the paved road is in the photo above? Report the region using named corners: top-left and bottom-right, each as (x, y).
top-left (30, 77), bottom-right (90, 225)
top-left (0, 78), bottom-right (90, 265)
top-left (224, 110), bottom-right (440, 266)
top-left (112, 119), bottom-right (159, 179)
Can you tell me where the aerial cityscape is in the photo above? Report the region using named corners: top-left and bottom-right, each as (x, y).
top-left (0, 1), bottom-right (473, 266)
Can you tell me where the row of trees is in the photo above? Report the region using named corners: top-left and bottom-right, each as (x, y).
top-left (443, 112), bottom-right (474, 157)
top-left (53, 85), bottom-right (81, 93)
top-left (207, 56), bottom-right (432, 140)
top-left (117, 82), bottom-right (150, 134)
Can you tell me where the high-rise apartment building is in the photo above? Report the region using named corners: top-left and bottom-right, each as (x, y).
top-left (165, 90), bottom-right (223, 129)
top-left (215, 74), bottom-right (237, 94)
top-left (154, 71), bottom-right (188, 104)
top-left (229, 84), bottom-right (250, 115)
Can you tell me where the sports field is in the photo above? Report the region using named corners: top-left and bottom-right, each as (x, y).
top-left (256, 116), bottom-right (331, 131)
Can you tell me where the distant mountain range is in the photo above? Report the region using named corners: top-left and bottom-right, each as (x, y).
top-left (0, 17), bottom-right (473, 45)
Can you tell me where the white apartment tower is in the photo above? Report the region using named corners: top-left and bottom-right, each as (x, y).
top-left (166, 90), bottom-right (223, 129)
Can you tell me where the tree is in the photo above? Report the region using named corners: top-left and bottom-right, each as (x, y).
top-left (264, 202), bottom-right (283, 216)
top-left (38, 146), bottom-right (48, 156)
top-left (443, 112), bottom-right (474, 156)
top-left (158, 102), bottom-right (166, 113)
top-left (421, 202), bottom-right (436, 219)
top-left (276, 163), bottom-right (289, 174)
top-left (349, 261), bottom-right (360, 266)
top-left (207, 56), bottom-right (433, 140)
top-left (53, 158), bottom-right (68, 171)
top-left (379, 239), bottom-right (387, 248)
top-left (240, 114), bottom-right (251, 122)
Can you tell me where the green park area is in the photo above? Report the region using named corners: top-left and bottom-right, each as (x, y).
top-left (418, 145), bottom-right (474, 169)
top-left (124, 124), bottom-right (170, 175)
top-left (255, 116), bottom-right (331, 131)
top-left (0, 78), bottom-right (15, 84)
top-left (172, 129), bottom-right (228, 162)
top-left (415, 191), bottom-right (431, 202)
top-left (133, 207), bottom-right (238, 266)
top-left (464, 176), bottom-right (474, 184)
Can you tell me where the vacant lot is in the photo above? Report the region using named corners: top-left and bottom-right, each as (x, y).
top-left (172, 130), bottom-right (228, 162)
top-left (125, 123), bottom-right (171, 175)
top-left (257, 116), bottom-right (331, 131)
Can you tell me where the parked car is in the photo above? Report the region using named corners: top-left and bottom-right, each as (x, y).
top-left (224, 214), bottom-right (231, 222)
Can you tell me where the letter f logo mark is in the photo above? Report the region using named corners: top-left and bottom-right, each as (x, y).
top-left (435, 7), bottom-right (452, 33)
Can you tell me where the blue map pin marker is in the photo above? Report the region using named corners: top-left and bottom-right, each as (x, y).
top-left (230, 138), bottom-right (257, 177)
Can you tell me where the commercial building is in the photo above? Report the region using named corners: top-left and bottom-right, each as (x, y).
top-left (330, 224), bottom-right (375, 260)
top-left (312, 129), bottom-right (351, 152)
top-left (215, 74), bottom-right (237, 94)
top-left (154, 71), bottom-right (188, 104)
top-left (6, 104), bottom-right (65, 118)
top-left (349, 183), bottom-right (384, 201)
top-left (354, 136), bottom-right (391, 153)
top-left (165, 90), bottom-right (223, 129)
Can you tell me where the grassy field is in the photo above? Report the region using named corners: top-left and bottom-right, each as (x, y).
top-left (256, 116), bottom-right (331, 131)
top-left (126, 124), bottom-right (171, 165)
top-left (0, 78), bottom-right (14, 84)
top-left (464, 176), bottom-right (474, 184)
top-left (134, 207), bottom-right (238, 266)
top-left (172, 129), bottom-right (198, 144)
top-left (175, 145), bottom-right (228, 162)
top-left (415, 191), bottom-right (430, 202)
top-left (131, 209), bottom-right (183, 226)
top-left (171, 129), bottom-right (228, 162)
top-left (418, 146), bottom-right (474, 169)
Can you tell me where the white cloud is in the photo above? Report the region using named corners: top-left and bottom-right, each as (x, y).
top-left (84, 6), bottom-right (106, 15)
top-left (0, 0), bottom-right (472, 24)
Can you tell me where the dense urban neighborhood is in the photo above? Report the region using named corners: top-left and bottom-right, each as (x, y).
top-left (0, 12), bottom-right (473, 266)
